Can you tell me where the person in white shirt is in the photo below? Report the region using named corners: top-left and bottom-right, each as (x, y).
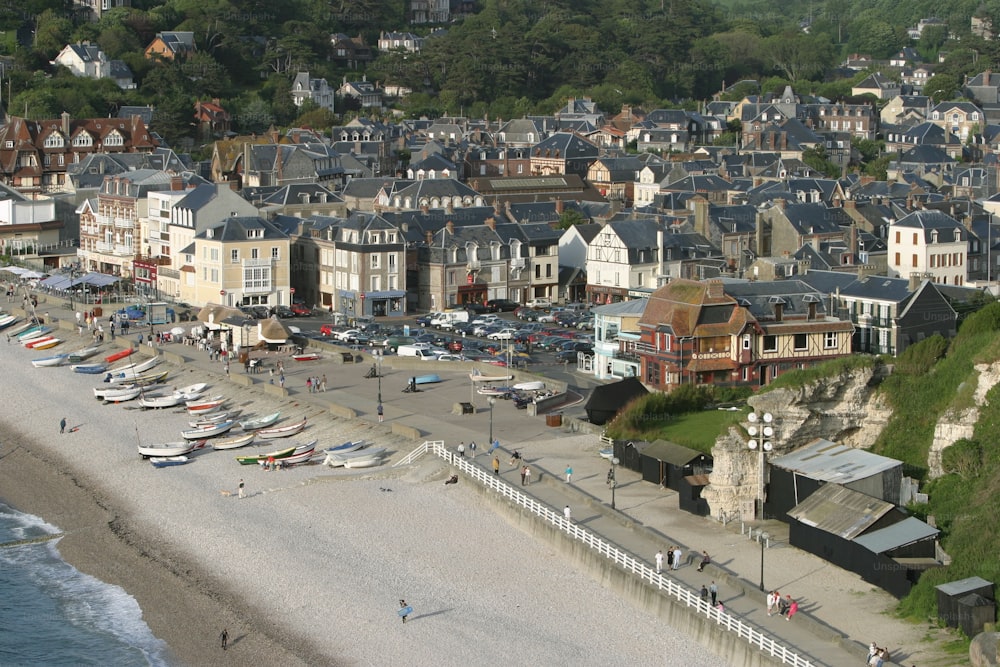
top-left (655, 550), bottom-right (664, 573)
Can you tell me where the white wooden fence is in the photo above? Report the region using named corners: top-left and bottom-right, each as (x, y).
top-left (396, 441), bottom-right (813, 666)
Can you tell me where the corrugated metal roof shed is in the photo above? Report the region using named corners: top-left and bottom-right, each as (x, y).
top-left (787, 484), bottom-right (894, 540)
top-left (770, 438), bottom-right (900, 484)
top-left (853, 516), bottom-right (939, 554)
top-left (935, 576), bottom-right (994, 597)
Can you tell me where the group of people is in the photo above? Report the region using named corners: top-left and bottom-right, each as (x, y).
top-left (765, 590), bottom-right (799, 621)
top-left (867, 642), bottom-right (891, 666)
top-left (654, 546), bottom-right (686, 573)
top-left (305, 375), bottom-right (327, 393)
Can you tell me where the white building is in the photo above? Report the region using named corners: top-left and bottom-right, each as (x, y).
top-left (290, 72), bottom-right (336, 113)
top-left (592, 299), bottom-right (647, 380)
top-left (888, 209), bottom-right (968, 286)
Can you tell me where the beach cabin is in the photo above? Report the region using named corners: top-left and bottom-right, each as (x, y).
top-left (639, 439), bottom-right (711, 491)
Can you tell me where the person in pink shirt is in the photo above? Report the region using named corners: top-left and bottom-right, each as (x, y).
top-left (786, 598), bottom-right (799, 621)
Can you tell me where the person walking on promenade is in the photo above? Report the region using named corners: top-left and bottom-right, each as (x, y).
top-left (655, 550), bottom-right (663, 574)
top-left (520, 465), bottom-right (527, 485)
top-left (523, 465), bottom-right (531, 485)
top-left (59, 417), bottom-right (66, 434)
top-left (238, 479), bottom-right (245, 499)
top-left (565, 465), bottom-right (573, 483)
top-left (492, 456), bottom-right (500, 475)
top-left (666, 547), bottom-right (674, 570)
top-left (306, 377), bottom-right (312, 393)
top-left (377, 404), bottom-right (384, 423)
top-left (219, 628), bottom-right (228, 650)
top-left (709, 581), bottom-right (718, 606)
top-left (700, 585), bottom-right (708, 602)
top-left (457, 442), bottom-right (465, 458)
top-left (469, 441), bottom-right (477, 458)
top-left (766, 590), bottom-right (778, 616)
top-left (672, 546), bottom-right (683, 570)
top-left (279, 373), bottom-right (285, 389)
top-left (563, 505), bottom-right (572, 522)
top-left (320, 374), bottom-right (327, 392)
top-left (786, 598), bottom-right (798, 621)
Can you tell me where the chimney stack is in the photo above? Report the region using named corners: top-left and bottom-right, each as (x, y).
top-left (706, 279), bottom-right (724, 298)
top-left (555, 198), bottom-right (564, 214)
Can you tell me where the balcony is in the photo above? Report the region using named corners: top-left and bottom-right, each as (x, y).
top-left (114, 243), bottom-right (133, 256)
top-left (95, 241), bottom-right (114, 253)
top-left (613, 350), bottom-right (642, 362)
top-left (510, 258), bottom-right (525, 271)
top-left (243, 257), bottom-right (272, 268)
top-left (466, 258), bottom-right (481, 271)
top-left (114, 217), bottom-right (133, 229)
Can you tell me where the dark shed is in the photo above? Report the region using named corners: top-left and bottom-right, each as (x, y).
top-left (679, 474), bottom-right (711, 516)
top-left (639, 439), bottom-right (711, 490)
top-left (584, 377), bottom-right (649, 425)
top-left (936, 577), bottom-right (995, 637)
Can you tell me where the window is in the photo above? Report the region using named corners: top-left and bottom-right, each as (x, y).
top-left (371, 254), bottom-right (380, 269)
top-left (763, 335), bottom-right (777, 352)
top-left (912, 233), bottom-right (918, 244)
top-left (271, 247), bottom-right (279, 260)
top-left (794, 333), bottom-right (808, 350)
top-left (646, 361), bottom-right (661, 385)
top-left (824, 332), bottom-right (838, 349)
top-left (231, 249), bottom-right (239, 263)
top-left (912, 254), bottom-right (918, 267)
top-left (742, 334), bottom-right (751, 350)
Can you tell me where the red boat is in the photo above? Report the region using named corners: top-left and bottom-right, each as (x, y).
top-left (292, 352), bottom-right (320, 361)
top-left (104, 348), bottom-right (134, 363)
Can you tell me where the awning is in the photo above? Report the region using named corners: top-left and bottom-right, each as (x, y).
top-left (2, 266), bottom-right (46, 279)
top-left (40, 274), bottom-right (72, 289)
top-left (78, 272), bottom-right (123, 287)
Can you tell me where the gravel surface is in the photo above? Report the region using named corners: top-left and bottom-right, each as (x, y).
top-left (0, 341), bottom-right (728, 667)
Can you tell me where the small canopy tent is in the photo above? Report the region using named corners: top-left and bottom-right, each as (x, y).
top-left (584, 377), bottom-right (649, 425)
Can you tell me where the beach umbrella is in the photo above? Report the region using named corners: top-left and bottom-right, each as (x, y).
top-left (170, 326), bottom-right (185, 336)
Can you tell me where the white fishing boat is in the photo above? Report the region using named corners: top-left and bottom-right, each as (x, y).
top-left (18, 325), bottom-right (52, 342)
top-left (279, 440), bottom-right (319, 466)
top-left (137, 440), bottom-right (204, 459)
top-left (323, 447), bottom-right (387, 468)
top-left (343, 455), bottom-right (386, 469)
top-left (6, 320), bottom-right (39, 338)
top-left (210, 431), bottom-right (256, 451)
top-left (186, 397), bottom-right (226, 414)
top-left (0, 313), bottom-right (19, 329)
top-left (102, 386), bottom-right (143, 403)
top-left (107, 369), bottom-right (169, 385)
top-left (189, 410), bottom-right (241, 428)
top-left (94, 384), bottom-right (143, 400)
top-left (149, 456), bottom-right (191, 468)
top-left (238, 411), bottom-right (281, 431)
top-left (24, 335), bottom-right (56, 349)
top-left (323, 440), bottom-right (365, 455)
top-left (109, 355), bottom-right (160, 375)
top-left (469, 369), bottom-right (514, 382)
top-left (67, 345), bottom-right (102, 363)
top-left (173, 382), bottom-right (208, 398)
top-left (32, 338), bottom-right (62, 350)
top-left (255, 418), bottom-right (306, 439)
top-left (31, 353), bottom-right (69, 368)
top-left (138, 392), bottom-right (185, 409)
top-left (72, 363), bottom-right (107, 374)
top-left (512, 380), bottom-right (545, 391)
top-left (180, 420), bottom-right (236, 440)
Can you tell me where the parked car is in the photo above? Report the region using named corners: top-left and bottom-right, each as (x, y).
top-left (555, 311), bottom-right (580, 326)
top-left (447, 339), bottom-right (464, 352)
top-left (416, 313), bottom-right (441, 327)
top-left (526, 297), bottom-right (552, 308)
top-left (271, 305), bottom-right (295, 318)
top-left (465, 303), bottom-right (490, 315)
top-left (576, 316), bottom-right (594, 330)
top-left (487, 328), bottom-right (518, 341)
top-left (535, 310), bottom-right (558, 323)
top-left (555, 349), bottom-right (583, 363)
top-left (290, 303), bottom-right (312, 317)
top-left (486, 298), bottom-right (519, 312)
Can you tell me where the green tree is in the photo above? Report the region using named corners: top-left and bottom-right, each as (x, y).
top-left (33, 9), bottom-right (73, 58)
top-left (801, 145), bottom-right (841, 178)
top-left (923, 74), bottom-right (960, 103)
top-left (557, 209), bottom-right (587, 229)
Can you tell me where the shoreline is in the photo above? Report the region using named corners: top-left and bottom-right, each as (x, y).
top-left (0, 340), bottom-right (728, 667)
top-left (0, 430), bottom-right (314, 667)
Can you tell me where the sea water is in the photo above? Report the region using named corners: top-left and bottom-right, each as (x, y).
top-left (0, 503), bottom-right (170, 666)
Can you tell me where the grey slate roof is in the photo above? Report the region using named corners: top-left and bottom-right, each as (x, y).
top-left (198, 215), bottom-right (284, 241)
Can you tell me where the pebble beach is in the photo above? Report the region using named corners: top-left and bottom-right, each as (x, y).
top-left (0, 337), bottom-right (729, 667)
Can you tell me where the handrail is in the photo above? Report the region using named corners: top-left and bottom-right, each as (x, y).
top-left (398, 441), bottom-right (813, 667)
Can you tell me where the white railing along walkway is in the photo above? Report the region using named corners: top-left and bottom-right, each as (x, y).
top-left (396, 441), bottom-right (813, 667)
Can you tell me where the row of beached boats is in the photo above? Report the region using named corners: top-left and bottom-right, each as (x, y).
top-left (321, 440), bottom-right (387, 468)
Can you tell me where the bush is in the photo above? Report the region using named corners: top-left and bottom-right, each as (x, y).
top-left (896, 335), bottom-right (948, 376)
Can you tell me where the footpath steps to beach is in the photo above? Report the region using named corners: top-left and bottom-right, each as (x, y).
top-left (397, 441), bottom-right (872, 667)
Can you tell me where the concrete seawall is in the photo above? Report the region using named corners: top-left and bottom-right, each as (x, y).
top-left (468, 480), bottom-right (800, 667)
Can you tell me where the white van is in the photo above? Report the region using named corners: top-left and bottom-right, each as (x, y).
top-left (526, 297), bottom-right (552, 308)
top-left (397, 345), bottom-right (441, 360)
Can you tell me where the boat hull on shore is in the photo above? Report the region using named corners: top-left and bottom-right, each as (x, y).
top-left (104, 348), bottom-right (134, 363)
top-left (236, 445), bottom-right (296, 465)
top-left (138, 440), bottom-right (204, 459)
top-left (149, 456), bottom-right (190, 468)
top-left (31, 353), bottom-right (69, 367)
top-left (73, 363), bottom-right (107, 374)
top-left (255, 418), bottom-right (306, 439)
top-left (210, 432), bottom-right (255, 450)
top-left (181, 420), bottom-right (236, 440)
top-left (238, 411), bottom-right (280, 431)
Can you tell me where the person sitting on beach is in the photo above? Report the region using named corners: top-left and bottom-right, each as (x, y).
top-left (697, 551), bottom-right (711, 572)
top-left (444, 474), bottom-right (458, 485)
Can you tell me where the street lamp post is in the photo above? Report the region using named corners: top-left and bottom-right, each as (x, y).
top-left (375, 350), bottom-right (383, 411)
top-left (610, 456), bottom-right (620, 509)
top-left (746, 411), bottom-right (775, 521)
top-left (759, 530), bottom-right (770, 592)
top-left (488, 396), bottom-right (496, 444)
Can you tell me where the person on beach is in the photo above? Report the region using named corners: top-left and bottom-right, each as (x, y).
top-left (457, 442), bottom-right (465, 457)
top-left (377, 404), bottom-right (384, 422)
top-left (709, 581), bottom-right (718, 606)
top-left (510, 449), bottom-right (522, 467)
top-left (666, 547), bottom-right (674, 570)
top-left (59, 417), bottom-right (66, 434)
top-left (320, 374), bottom-right (327, 392)
top-left (220, 628), bottom-right (228, 650)
top-left (238, 479), bottom-right (245, 499)
top-left (655, 550), bottom-right (663, 574)
top-left (492, 456), bottom-right (500, 475)
top-left (523, 465), bottom-right (531, 485)
top-left (399, 599), bottom-right (410, 623)
top-left (565, 465), bottom-right (573, 483)
top-left (279, 373), bottom-right (285, 388)
top-left (563, 505), bottom-right (571, 522)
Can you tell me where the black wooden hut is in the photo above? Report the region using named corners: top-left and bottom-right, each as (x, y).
top-left (584, 377), bottom-right (648, 425)
top-left (936, 577), bottom-right (996, 637)
top-left (639, 439), bottom-right (712, 491)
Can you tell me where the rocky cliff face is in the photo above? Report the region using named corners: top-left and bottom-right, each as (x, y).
top-left (928, 362), bottom-right (1000, 478)
top-left (702, 362), bottom-right (894, 519)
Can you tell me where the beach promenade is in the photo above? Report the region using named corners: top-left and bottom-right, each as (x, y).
top-left (4, 294), bottom-right (952, 666)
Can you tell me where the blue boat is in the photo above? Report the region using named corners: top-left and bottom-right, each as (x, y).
top-left (72, 363), bottom-right (107, 374)
top-left (414, 374), bottom-right (441, 385)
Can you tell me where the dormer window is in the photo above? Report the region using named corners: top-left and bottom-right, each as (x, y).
top-left (43, 133), bottom-right (64, 148)
top-left (73, 133), bottom-right (93, 148)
